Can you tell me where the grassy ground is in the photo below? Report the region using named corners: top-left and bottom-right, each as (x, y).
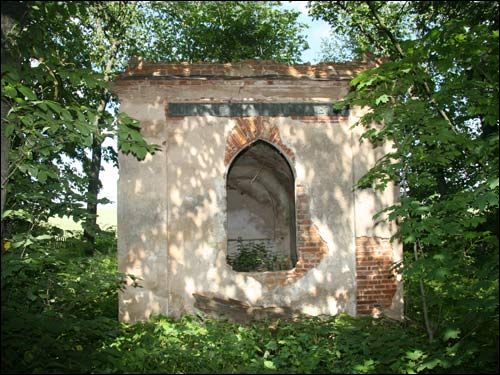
top-left (1, 232), bottom-right (497, 374)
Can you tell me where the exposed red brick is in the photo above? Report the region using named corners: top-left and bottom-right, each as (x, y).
top-left (356, 236), bottom-right (398, 317)
top-left (224, 117), bottom-right (295, 165)
top-left (120, 59), bottom-right (372, 82)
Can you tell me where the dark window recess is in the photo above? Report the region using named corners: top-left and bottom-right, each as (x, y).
top-left (226, 141), bottom-right (297, 272)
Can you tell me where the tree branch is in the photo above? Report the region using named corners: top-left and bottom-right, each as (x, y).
top-left (414, 241), bottom-right (434, 343)
top-left (365, 1), bottom-right (458, 134)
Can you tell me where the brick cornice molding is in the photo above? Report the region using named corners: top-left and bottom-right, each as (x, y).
top-left (119, 59), bottom-right (372, 81)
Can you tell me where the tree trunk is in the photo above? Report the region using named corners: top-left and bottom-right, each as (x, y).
top-left (81, 10), bottom-right (119, 252)
top-left (82, 89), bottom-right (110, 252)
top-left (1, 101), bottom-right (10, 218)
top-left (83, 133), bottom-right (103, 251)
top-left (414, 242), bottom-right (434, 343)
top-left (1, 4), bottom-right (27, 237)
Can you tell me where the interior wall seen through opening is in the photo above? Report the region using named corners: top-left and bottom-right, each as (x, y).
top-left (226, 141), bottom-right (297, 272)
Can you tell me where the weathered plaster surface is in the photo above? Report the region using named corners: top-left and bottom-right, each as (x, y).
top-left (114, 60), bottom-right (403, 322)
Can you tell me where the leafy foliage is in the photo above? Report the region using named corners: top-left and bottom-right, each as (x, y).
top-left (3, 233), bottom-right (497, 373)
top-left (230, 240), bottom-right (270, 272)
top-left (1, 2), bottom-right (161, 246)
top-left (143, 1), bottom-right (309, 63)
top-left (310, 0), bottom-right (499, 358)
top-left (229, 240), bottom-right (291, 272)
top-left (318, 29), bottom-right (358, 63)
top-left (310, 1), bottom-right (416, 61)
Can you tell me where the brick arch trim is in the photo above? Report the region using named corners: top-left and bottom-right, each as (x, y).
top-left (224, 117), bottom-right (328, 289)
top-left (224, 117), bottom-right (295, 167)
top-left (225, 138), bottom-right (296, 182)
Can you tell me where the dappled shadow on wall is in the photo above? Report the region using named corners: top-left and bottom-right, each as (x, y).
top-left (118, 98), bottom-right (401, 322)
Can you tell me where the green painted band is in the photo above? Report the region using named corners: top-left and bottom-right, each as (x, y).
top-left (167, 102), bottom-right (349, 117)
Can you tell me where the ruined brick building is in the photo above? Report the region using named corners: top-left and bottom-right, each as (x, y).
top-left (113, 59), bottom-right (403, 323)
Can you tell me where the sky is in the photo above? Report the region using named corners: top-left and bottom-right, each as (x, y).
top-left (282, 1), bottom-right (332, 63)
top-left (98, 1), bottom-right (332, 208)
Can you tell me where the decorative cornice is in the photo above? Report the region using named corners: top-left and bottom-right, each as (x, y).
top-left (118, 59), bottom-right (373, 82)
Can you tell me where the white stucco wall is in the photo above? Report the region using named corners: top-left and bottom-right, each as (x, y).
top-left (115, 62), bottom-right (403, 322)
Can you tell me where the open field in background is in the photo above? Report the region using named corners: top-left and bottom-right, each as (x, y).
top-left (48, 205), bottom-right (117, 231)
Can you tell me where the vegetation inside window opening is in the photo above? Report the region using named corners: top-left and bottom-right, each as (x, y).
top-left (226, 141), bottom-right (297, 272)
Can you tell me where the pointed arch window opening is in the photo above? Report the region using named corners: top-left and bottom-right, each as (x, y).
top-left (226, 140), bottom-right (297, 272)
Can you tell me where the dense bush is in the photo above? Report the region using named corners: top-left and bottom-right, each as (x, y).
top-left (229, 240), bottom-right (291, 272)
top-left (229, 240), bottom-right (273, 272)
top-left (1, 230), bottom-right (498, 374)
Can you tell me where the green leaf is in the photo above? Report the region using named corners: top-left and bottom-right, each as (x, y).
top-left (132, 146), bottom-right (147, 160)
top-left (46, 101), bottom-right (62, 114)
top-left (263, 360), bottom-right (276, 370)
top-left (4, 123), bottom-right (15, 137)
top-left (417, 359), bottom-right (441, 371)
top-left (3, 85), bottom-right (17, 98)
top-left (406, 350), bottom-right (424, 361)
top-left (35, 234), bottom-right (52, 240)
top-left (17, 85), bottom-right (37, 101)
top-left (403, 234), bottom-right (416, 244)
top-left (375, 94), bottom-right (390, 105)
top-left (488, 178), bottom-right (499, 189)
top-left (61, 109), bottom-right (72, 122)
top-left (443, 328), bottom-right (461, 341)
